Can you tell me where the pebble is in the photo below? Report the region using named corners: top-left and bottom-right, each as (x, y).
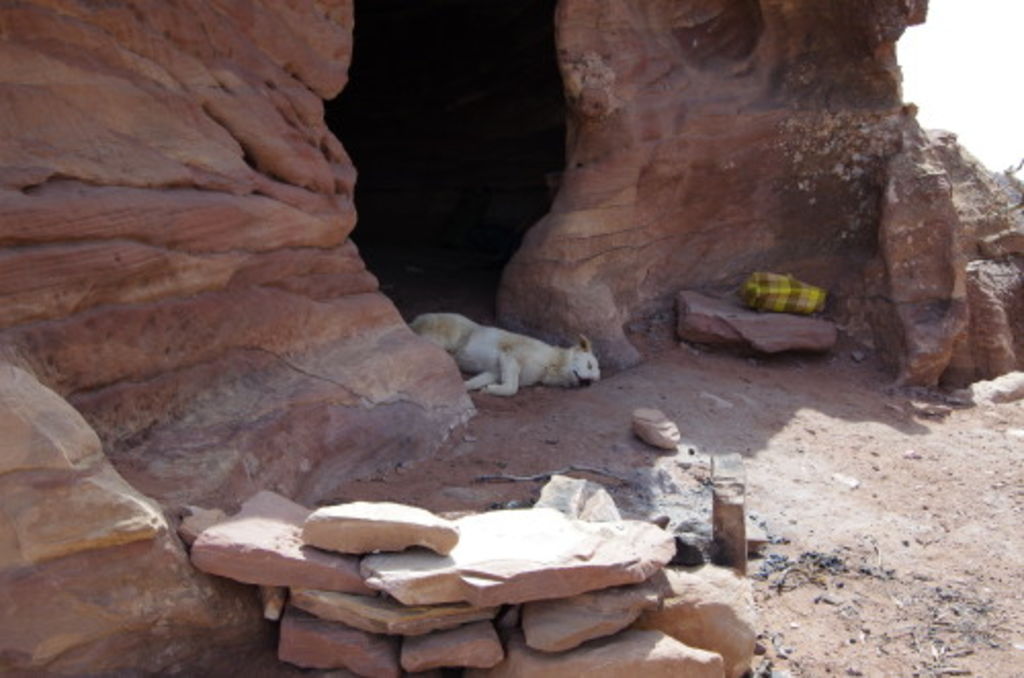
top-left (832, 473), bottom-right (861, 489)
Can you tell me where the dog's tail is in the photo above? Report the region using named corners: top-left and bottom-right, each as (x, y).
top-left (409, 313), bottom-right (477, 354)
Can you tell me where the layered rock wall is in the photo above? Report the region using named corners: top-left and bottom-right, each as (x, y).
top-left (865, 123), bottom-right (1024, 385)
top-left (0, 0), bottom-right (472, 512)
top-left (499, 0), bottom-right (921, 366)
top-left (1, 5), bottom-right (471, 671)
top-left (498, 0), bottom-right (1021, 382)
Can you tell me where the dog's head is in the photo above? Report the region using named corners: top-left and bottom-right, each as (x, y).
top-left (568, 335), bottom-right (600, 387)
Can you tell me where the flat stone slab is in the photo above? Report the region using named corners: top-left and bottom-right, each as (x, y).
top-left (290, 588), bottom-right (498, 636)
top-left (534, 474), bottom-right (621, 522)
top-left (677, 290), bottom-right (836, 353)
top-left (465, 629), bottom-right (724, 678)
top-left (303, 501), bottom-right (459, 555)
top-left (190, 491), bottom-right (370, 593)
top-left (361, 508), bottom-right (675, 607)
top-left (521, 581), bottom-right (661, 652)
top-left (401, 621), bottom-right (504, 672)
top-left (177, 506), bottom-right (227, 546)
top-left (278, 607), bottom-right (399, 677)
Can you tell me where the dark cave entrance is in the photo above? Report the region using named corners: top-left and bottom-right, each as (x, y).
top-left (325, 0), bottom-right (566, 323)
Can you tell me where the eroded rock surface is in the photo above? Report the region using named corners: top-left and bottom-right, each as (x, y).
top-left (0, 364), bottom-right (260, 675)
top-left (0, 0), bottom-right (473, 515)
top-left (865, 124), bottom-right (1024, 385)
top-left (499, 0), bottom-right (918, 367)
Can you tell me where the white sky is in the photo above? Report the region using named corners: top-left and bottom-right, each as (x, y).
top-left (898, 0), bottom-right (1024, 174)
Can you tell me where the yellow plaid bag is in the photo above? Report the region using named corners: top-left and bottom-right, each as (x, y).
top-left (740, 272), bottom-right (827, 314)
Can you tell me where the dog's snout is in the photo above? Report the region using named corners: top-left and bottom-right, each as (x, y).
top-left (579, 378), bottom-right (593, 387)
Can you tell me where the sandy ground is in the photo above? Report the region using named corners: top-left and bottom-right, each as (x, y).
top-left (331, 326), bottom-right (1024, 677)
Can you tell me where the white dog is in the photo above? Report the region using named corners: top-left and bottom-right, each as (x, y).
top-left (410, 313), bottom-right (600, 397)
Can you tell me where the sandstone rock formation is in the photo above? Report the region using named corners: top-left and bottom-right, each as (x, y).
top-left (863, 124), bottom-right (1024, 386)
top-left (498, 0), bottom-right (920, 367)
top-left (492, 0), bottom-right (1021, 383)
top-left (2, 0), bottom-right (1021, 673)
top-left (0, 363), bottom-right (260, 675)
top-left (0, 0), bottom-right (473, 517)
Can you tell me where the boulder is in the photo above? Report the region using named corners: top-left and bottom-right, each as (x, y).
top-left (534, 474), bottom-right (621, 521)
top-left (677, 291), bottom-right (837, 354)
top-left (190, 490), bottom-right (370, 593)
top-left (632, 408), bottom-right (682, 450)
top-left (634, 566), bottom-right (757, 678)
top-left (521, 582), bottom-right (661, 652)
top-left (1, 463), bottom-right (163, 566)
top-left (401, 621), bottom-right (504, 672)
top-left (361, 509), bottom-right (675, 607)
top-left (971, 371), bottom-right (1024, 404)
top-left (290, 588), bottom-right (498, 636)
top-left (0, 363), bottom-right (260, 674)
top-left (951, 259), bottom-right (1024, 385)
top-left (465, 629), bottom-right (724, 678)
top-left (303, 501), bottom-right (460, 555)
top-left (867, 124), bottom-right (1023, 385)
top-left (278, 607), bottom-right (400, 677)
top-left (0, 361), bottom-right (101, 475)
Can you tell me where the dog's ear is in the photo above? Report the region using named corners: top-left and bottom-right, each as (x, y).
top-left (577, 334), bottom-right (593, 353)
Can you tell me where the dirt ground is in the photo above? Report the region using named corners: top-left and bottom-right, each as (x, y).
top-left (330, 304), bottom-right (1024, 676)
top-left (333, 248), bottom-right (1024, 676)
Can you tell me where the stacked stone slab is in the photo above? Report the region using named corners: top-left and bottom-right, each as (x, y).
top-left (189, 488), bottom-right (756, 677)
